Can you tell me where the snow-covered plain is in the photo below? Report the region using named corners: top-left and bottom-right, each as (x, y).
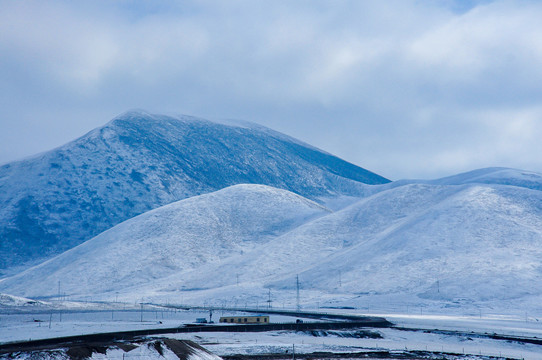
top-left (189, 324), bottom-right (542, 360)
top-left (2, 306), bottom-right (542, 359)
top-left (0, 306), bottom-right (300, 344)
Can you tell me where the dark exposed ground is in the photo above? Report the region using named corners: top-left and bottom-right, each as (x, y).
top-left (0, 338), bottom-right (214, 360)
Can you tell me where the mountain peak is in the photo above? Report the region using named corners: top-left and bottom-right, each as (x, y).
top-left (0, 111), bottom-right (388, 272)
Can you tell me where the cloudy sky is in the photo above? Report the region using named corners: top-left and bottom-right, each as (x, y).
top-left (1, 0), bottom-right (542, 180)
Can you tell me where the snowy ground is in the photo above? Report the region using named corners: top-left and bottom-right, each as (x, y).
top-left (177, 327), bottom-right (542, 360)
top-left (0, 306), bottom-right (301, 343)
top-left (2, 304), bottom-right (542, 359)
top-left (169, 312), bottom-right (542, 359)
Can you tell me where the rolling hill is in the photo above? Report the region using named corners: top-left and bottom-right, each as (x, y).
top-left (0, 184), bottom-right (330, 297)
top-left (2, 169), bottom-right (542, 313)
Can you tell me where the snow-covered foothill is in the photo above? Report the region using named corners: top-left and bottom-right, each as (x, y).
top-left (2, 173), bottom-right (542, 315)
top-left (0, 184), bottom-right (330, 297)
top-left (159, 181), bottom-right (542, 309)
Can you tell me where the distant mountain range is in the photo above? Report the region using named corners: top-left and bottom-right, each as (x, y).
top-left (0, 111), bottom-right (388, 272)
top-left (2, 110), bottom-right (542, 313)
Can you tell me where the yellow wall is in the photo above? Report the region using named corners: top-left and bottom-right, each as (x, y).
top-left (219, 316), bottom-right (269, 323)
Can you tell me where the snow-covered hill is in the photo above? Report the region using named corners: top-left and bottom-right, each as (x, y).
top-left (2, 169), bottom-right (542, 313)
top-left (0, 293), bottom-right (47, 308)
top-left (0, 110), bottom-right (388, 272)
top-left (0, 184), bottom-right (330, 297)
top-left (156, 179), bottom-right (542, 309)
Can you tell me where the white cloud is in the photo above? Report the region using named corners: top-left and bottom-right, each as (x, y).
top-left (1, 0), bottom-right (542, 179)
top-left (406, 2), bottom-right (542, 85)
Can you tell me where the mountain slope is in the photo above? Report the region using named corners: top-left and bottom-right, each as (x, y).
top-left (0, 184), bottom-right (330, 296)
top-left (284, 184), bottom-right (542, 301)
top-left (0, 110), bottom-right (388, 272)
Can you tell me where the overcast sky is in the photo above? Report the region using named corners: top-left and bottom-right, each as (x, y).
top-left (1, 0), bottom-right (542, 180)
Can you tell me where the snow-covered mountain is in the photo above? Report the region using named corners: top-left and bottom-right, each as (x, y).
top-left (0, 111), bottom-right (388, 272)
top-left (2, 168), bottom-right (542, 313)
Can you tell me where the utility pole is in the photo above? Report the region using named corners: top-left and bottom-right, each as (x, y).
top-left (296, 275), bottom-right (300, 311)
top-left (140, 303), bottom-right (143, 322)
top-left (267, 289), bottom-right (272, 309)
